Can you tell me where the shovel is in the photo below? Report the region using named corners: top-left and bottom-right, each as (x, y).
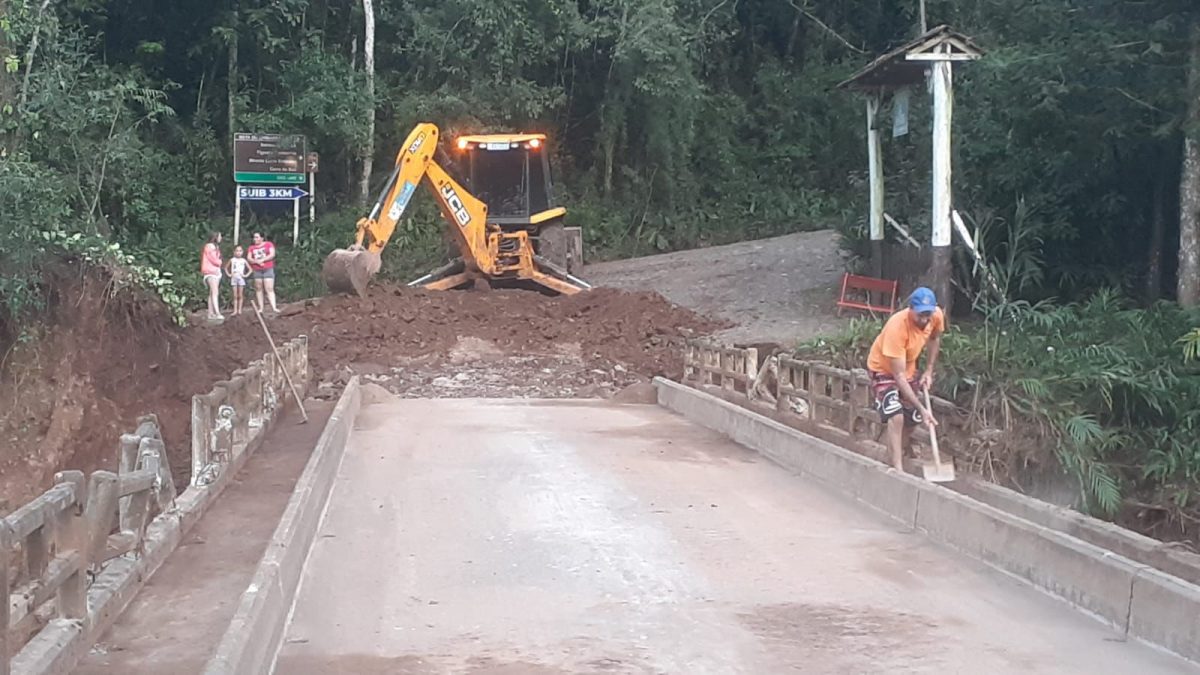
top-left (921, 388), bottom-right (955, 482)
top-left (253, 304), bottom-right (309, 424)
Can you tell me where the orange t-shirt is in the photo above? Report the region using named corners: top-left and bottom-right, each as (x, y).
top-left (867, 308), bottom-right (946, 379)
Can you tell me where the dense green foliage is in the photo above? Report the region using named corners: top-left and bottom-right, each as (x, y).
top-left (1, 0), bottom-right (1196, 312)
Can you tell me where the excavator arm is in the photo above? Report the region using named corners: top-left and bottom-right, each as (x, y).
top-left (323, 123), bottom-right (590, 296)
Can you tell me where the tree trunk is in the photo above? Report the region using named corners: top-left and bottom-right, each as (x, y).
top-left (347, 36), bottom-right (357, 195)
top-left (358, 0), bottom-right (376, 209)
top-left (227, 1), bottom-right (238, 137)
top-left (18, 0), bottom-right (55, 114)
top-left (1146, 164), bottom-right (1166, 302)
top-left (0, 0), bottom-right (16, 154)
top-left (1180, 24), bottom-right (1200, 307)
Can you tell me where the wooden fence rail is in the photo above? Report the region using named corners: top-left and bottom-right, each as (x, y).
top-left (685, 340), bottom-right (758, 397)
top-left (191, 336), bottom-right (307, 487)
top-left (683, 344), bottom-right (969, 448)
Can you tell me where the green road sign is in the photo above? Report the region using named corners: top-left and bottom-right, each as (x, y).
top-left (233, 132), bottom-right (307, 183)
top-left (234, 171), bottom-right (306, 183)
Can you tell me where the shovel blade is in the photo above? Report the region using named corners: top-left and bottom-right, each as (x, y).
top-left (922, 459), bottom-right (957, 483)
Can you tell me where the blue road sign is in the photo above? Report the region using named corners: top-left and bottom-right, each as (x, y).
top-left (237, 185), bottom-right (310, 200)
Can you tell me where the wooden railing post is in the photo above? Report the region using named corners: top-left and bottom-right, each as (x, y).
top-left (809, 364), bottom-right (824, 423)
top-left (209, 384), bottom-right (235, 466)
top-left (229, 370), bottom-right (251, 446)
top-left (52, 471), bottom-right (87, 621)
top-left (245, 361), bottom-right (264, 429)
top-left (776, 358), bottom-right (790, 414)
top-left (1, 520), bottom-right (13, 675)
top-left (297, 334), bottom-right (310, 387)
top-left (848, 376), bottom-right (865, 437)
top-left (190, 394), bottom-right (212, 487)
top-left (84, 471), bottom-right (120, 568)
top-left (744, 348), bottom-right (758, 399)
top-left (262, 353), bottom-right (280, 416)
top-left (140, 438), bottom-right (176, 511)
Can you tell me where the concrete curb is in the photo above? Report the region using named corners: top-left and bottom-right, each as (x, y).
top-left (12, 392), bottom-right (295, 675)
top-left (203, 377), bottom-right (363, 675)
top-left (654, 377), bottom-right (1200, 665)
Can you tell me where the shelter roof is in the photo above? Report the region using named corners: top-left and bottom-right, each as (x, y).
top-left (839, 25), bottom-right (982, 92)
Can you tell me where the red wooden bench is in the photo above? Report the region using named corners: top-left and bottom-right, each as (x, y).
top-left (836, 273), bottom-right (899, 317)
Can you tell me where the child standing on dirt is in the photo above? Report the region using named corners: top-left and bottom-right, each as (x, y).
top-left (225, 245), bottom-right (250, 316)
top-left (200, 232), bottom-right (223, 320)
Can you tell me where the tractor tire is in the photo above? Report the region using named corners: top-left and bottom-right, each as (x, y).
top-left (537, 220), bottom-right (570, 273)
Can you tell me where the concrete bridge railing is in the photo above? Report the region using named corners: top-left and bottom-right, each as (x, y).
top-left (192, 336), bottom-right (308, 488)
top-left (683, 339), bottom-right (967, 449)
top-left (1, 336), bottom-right (309, 675)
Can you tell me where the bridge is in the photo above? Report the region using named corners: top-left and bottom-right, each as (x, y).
top-left (3, 340), bottom-right (1198, 674)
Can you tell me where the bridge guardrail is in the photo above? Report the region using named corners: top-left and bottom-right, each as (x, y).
top-left (1, 336), bottom-right (309, 675)
top-left (684, 342), bottom-right (967, 449)
top-left (191, 335), bottom-right (306, 487)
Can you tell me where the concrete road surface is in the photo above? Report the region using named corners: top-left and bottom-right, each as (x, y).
top-left (275, 399), bottom-right (1194, 674)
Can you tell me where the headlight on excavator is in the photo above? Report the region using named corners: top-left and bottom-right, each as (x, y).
top-left (456, 137), bottom-right (469, 151)
top-left (528, 138), bottom-right (541, 150)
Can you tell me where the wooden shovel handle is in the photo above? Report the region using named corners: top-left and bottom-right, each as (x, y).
top-left (923, 388), bottom-right (942, 465)
top-left (255, 306), bottom-right (309, 423)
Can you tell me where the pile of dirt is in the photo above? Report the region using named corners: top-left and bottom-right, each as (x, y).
top-left (2, 278), bottom-right (723, 510)
top-left (0, 266), bottom-right (253, 512)
top-left (203, 285), bottom-right (727, 380)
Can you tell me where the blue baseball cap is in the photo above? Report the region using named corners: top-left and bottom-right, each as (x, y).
top-left (909, 287), bottom-right (937, 313)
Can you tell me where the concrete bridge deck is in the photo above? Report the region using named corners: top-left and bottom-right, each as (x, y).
top-left (271, 399), bottom-right (1193, 674)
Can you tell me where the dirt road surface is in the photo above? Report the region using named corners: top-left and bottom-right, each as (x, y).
top-left (275, 398), bottom-right (1193, 674)
top-left (584, 230), bottom-right (849, 347)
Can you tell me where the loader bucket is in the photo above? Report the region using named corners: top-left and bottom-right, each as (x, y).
top-left (322, 247), bottom-right (382, 297)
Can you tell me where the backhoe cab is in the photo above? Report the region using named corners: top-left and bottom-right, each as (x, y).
top-left (453, 133), bottom-right (574, 272)
top-left (321, 123), bottom-right (589, 298)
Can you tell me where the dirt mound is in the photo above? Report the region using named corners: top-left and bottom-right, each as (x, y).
top-left (203, 285), bottom-right (726, 379)
top-left (0, 266), bottom-right (255, 512)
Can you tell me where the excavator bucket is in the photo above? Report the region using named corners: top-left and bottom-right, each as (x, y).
top-left (322, 247), bottom-right (382, 297)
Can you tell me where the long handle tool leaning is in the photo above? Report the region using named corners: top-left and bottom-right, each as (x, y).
top-left (921, 388), bottom-right (955, 482)
top-left (254, 305), bottom-right (309, 424)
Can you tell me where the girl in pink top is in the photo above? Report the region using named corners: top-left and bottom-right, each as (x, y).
top-left (201, 232), bottom-right (224, 320)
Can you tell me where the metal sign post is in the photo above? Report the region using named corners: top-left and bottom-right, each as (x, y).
top-left (293, 196), bottom-right (300, 243)
top-left (307, 152), bottom-right (319, 225)
top-left (234, 190), bottom-right (243, 245)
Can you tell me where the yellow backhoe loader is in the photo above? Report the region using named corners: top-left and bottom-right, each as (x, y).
top-left (322, 123), bottom-right (590, 297)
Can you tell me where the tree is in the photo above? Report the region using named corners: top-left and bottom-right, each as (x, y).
top-left (226, 1), bottom-right (238, 141)
top-left (358, 0), bottom-right (374, 209)
top-left (0, 0), bottom-right (16, 154)
top-left (1181, 22), bottom-right (1200, 307)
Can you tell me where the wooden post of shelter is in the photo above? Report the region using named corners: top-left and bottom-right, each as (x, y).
top-left (838, 26), bottom-right (983, 313)
top-left (866, 96), bottom-right (885, 279)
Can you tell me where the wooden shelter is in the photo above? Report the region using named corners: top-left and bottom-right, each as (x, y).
top-left (839, 25), bottom-right (982, 313)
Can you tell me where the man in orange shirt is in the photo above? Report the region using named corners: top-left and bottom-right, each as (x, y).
top-left (866, 286), bottom-right (945, 471)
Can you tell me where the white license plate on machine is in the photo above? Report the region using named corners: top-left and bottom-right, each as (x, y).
top-left (485, 142), bottom-right (511, 151)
